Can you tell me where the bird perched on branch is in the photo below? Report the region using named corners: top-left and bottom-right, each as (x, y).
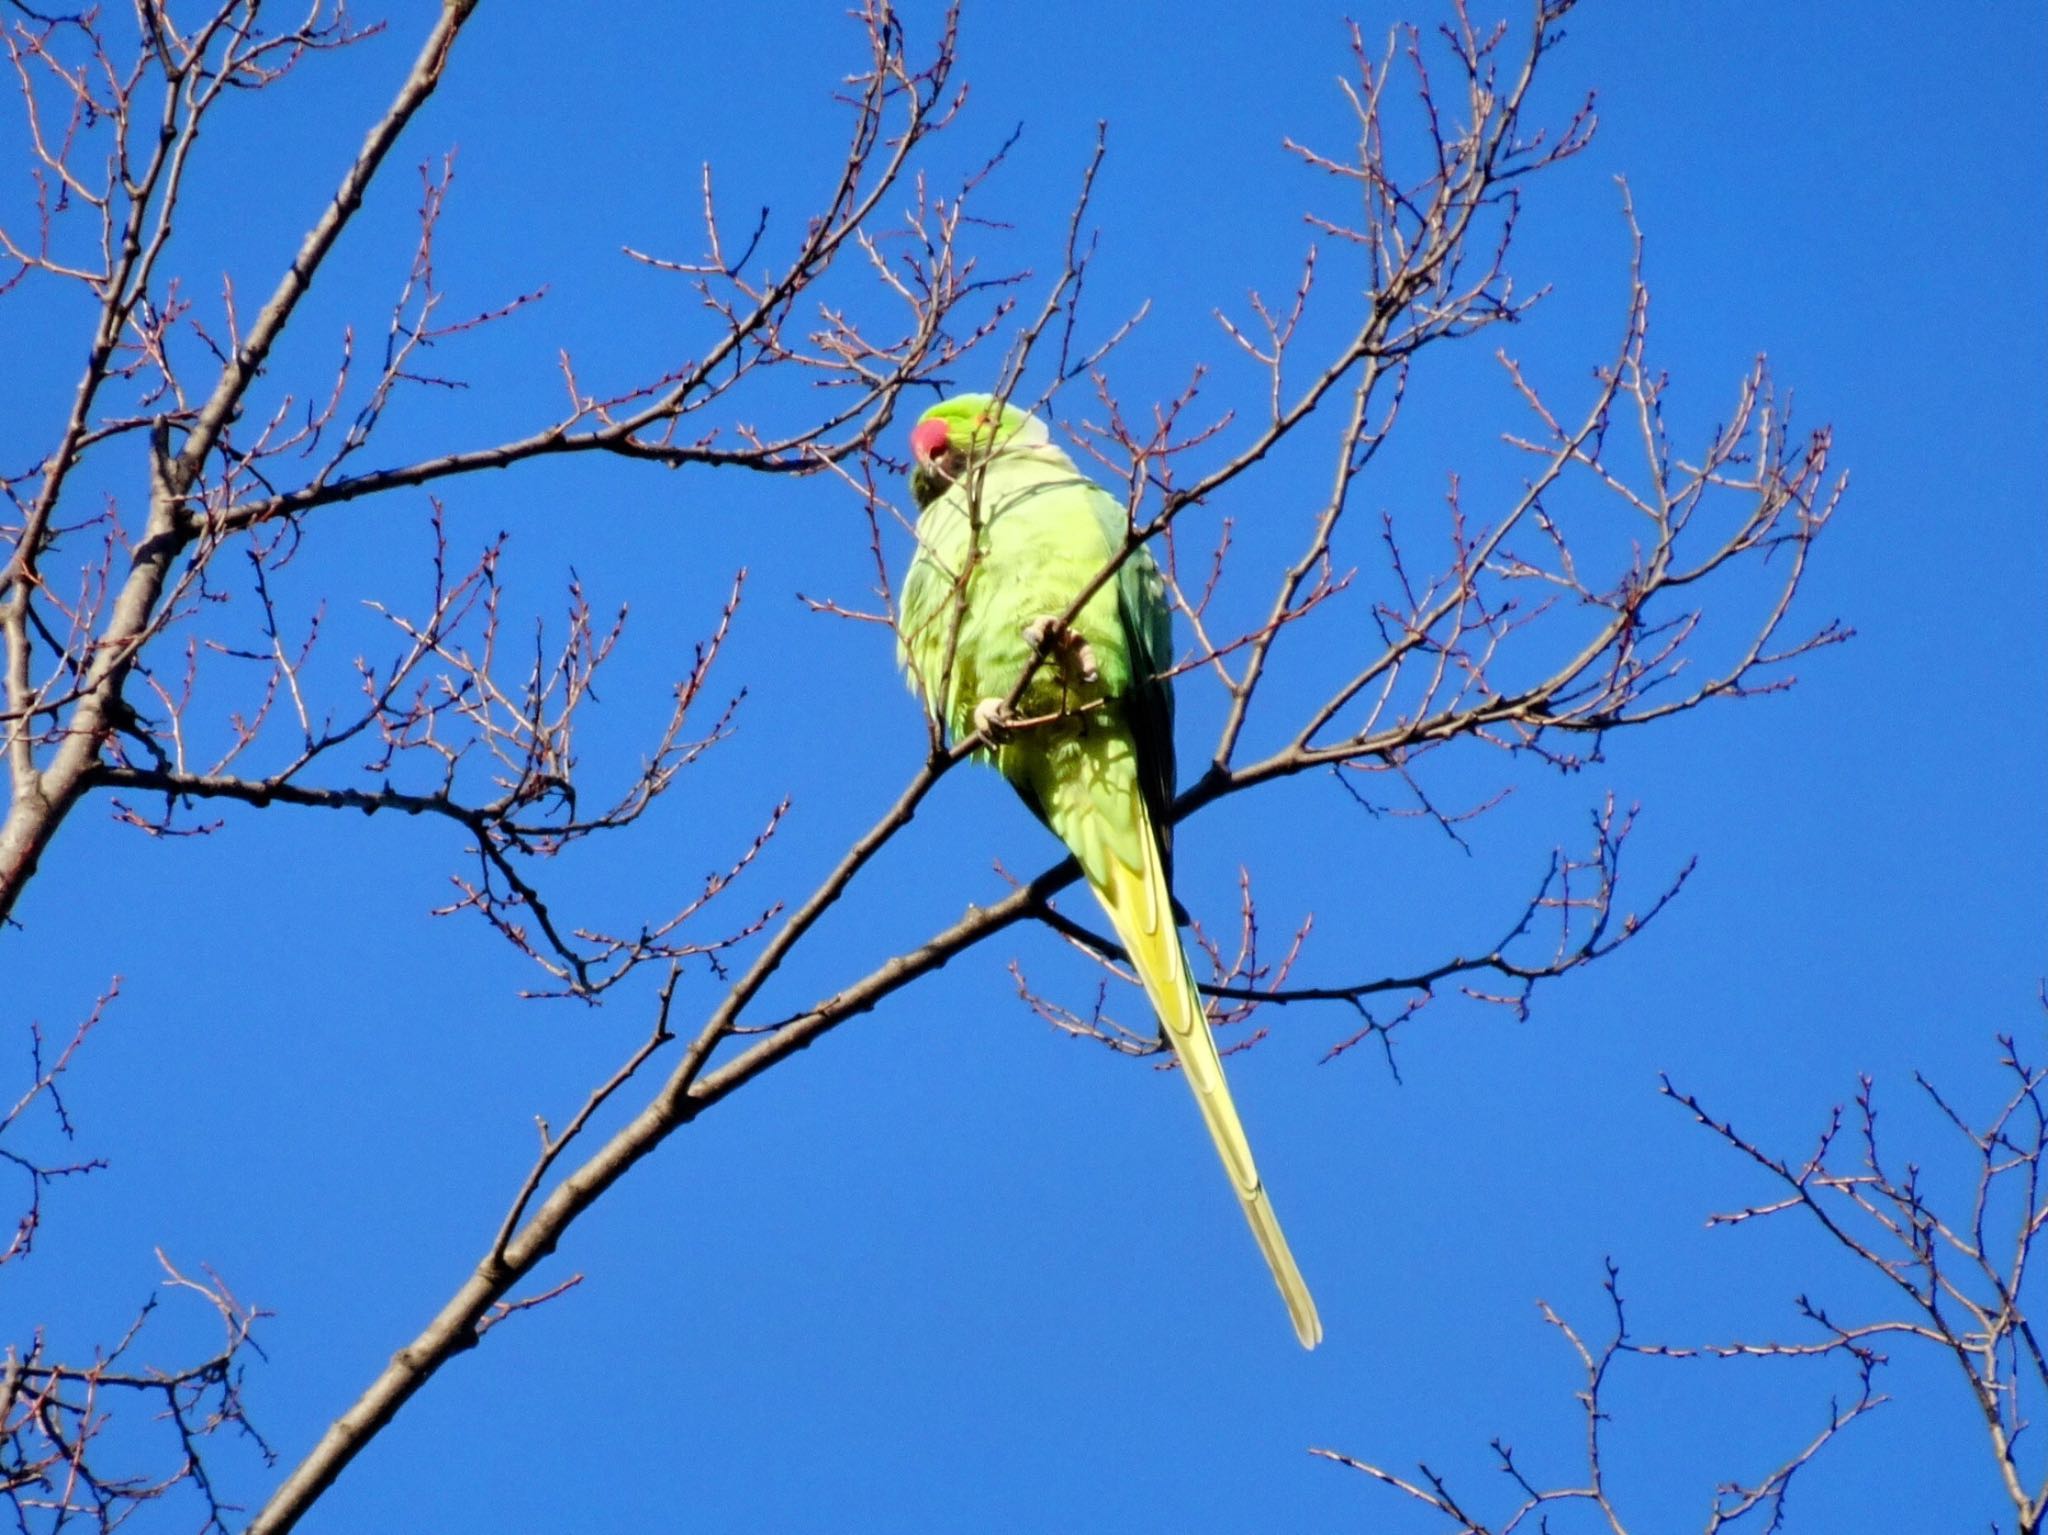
top-left (898, 392), bottom-right (1321, 1349)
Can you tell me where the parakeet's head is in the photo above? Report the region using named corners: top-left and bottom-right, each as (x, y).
top-left (907, 393), bottom-right (1048, 506)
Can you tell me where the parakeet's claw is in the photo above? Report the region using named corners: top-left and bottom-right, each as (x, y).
top-left (1020, 614), bottom-right (1061, 656)
top-left (972, 697), bottom-right (1020, 743)
top-left (1022, 614), bottom-right (1101, 685)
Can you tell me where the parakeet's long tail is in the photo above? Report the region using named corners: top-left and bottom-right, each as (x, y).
top-left (1081, 795), bottom-right (1323, 1351)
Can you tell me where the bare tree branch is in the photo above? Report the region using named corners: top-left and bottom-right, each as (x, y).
top-left (1661, 1022), bottom-right (2048, 1533)
top-left (3, 996), bottom-right (271, 1533)
top-left (1315, 1261), bottom-right (1886, 1534)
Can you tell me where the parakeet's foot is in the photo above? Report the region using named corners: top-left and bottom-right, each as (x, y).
top-left (1021, 614), bottom-right (1101, 684)
top-left (972, 697), bottom-right (1020, 743)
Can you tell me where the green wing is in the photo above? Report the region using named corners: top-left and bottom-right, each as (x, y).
top-left (1091, 493), bottom-right (1179, 878)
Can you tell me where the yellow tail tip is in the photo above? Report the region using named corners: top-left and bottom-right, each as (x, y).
top-left (1290, 1300), bottom-right (1324, 1350)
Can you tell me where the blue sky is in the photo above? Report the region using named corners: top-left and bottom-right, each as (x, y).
top-left (6, 2), bottom-right (2045, 1531)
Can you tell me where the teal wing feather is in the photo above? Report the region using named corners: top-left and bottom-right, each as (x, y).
top-left (1083, 491), bottom-right (1178, 878)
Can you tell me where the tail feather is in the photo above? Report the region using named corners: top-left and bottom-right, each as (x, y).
top-left (1092, 808), bottom-right (1323, 1351)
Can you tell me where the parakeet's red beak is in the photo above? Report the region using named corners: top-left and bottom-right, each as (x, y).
top-left (909, 417), bottom-right (951, 467)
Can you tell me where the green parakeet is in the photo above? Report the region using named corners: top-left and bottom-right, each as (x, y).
top-left (899, 393), bottom-right (1322, 1350)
